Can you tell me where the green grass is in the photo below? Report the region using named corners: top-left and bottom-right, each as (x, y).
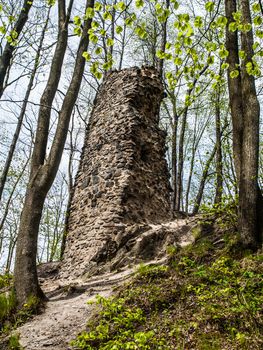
top-left (72, 225), bottom-right (263, 350)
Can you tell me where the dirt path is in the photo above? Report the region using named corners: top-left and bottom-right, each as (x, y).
top-left (16, 267), bottom-right (138, 350)
top-left (15, 219), bottom-right (196, 349)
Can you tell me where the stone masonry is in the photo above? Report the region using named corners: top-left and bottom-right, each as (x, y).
top-left (60, 67), bottom-right (172, 279)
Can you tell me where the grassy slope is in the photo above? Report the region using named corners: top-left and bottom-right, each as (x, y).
top-left (73, 216), bottom-right (263, 350)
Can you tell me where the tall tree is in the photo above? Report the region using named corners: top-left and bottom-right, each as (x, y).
top-left (225, 0), bottom-right (262, 248)
top-left (14, 0), bottom-right (94, 306)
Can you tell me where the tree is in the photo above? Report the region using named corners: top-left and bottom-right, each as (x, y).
top-left (225, 0), bottom-right (263, 248)
top-left (14, 0), bottom-right (95, 306)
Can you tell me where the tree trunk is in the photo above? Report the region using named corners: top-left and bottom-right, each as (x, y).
top-left (225, 0), bottom-right (262, 248)
top-left (239, 0), bottom-right (262, 246)
top-left (192, 144), bottom-right (217, 215)
top-left (214, 86), bottom-right (223, 205)
top-left (156, 0), bottom-right (170, 76)
top-left (225, 0), bottom-right (243, 182)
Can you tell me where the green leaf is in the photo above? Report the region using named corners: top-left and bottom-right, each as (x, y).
top-left (91, 21), bottom-right (99, 29)
top-left (0, 26), bottom-right (6, 34)
top-left (85, 7), bottom-right (95, 19)
top-left (230, 69), bottom-right (239, 78)
top-left (221, 62), bottom-right (229, 70)
top-left (89, 33), bottom-right (98, 44)
top-left (82, 52), bottom-right (91, 61)
top-left (238, 50), bottom-right (246, 60)
top-left (125, 14), bottom-right (136, 26)
top-left (74, 27), bottom-right (81, 36)
top-left (95, 71), bottom-right (103, 79)
top-left (255, 29), bottom-right (263, 38)
top-left (95, 47), bottom-right (102, 55)
top-left (100, 29), bottom-right (106, 36)
top-left (205, 1), bottom-right (215, 12)
top-left (207, 55), bottom-right (215, 65)
top-left (174, 57), bottom-right (182, 65)
top-left (171, 0), bottom-right (179, 10)
top-left (73, 16), bottom-right (81, 26)
top-left (90, 62), bottom-right (99, 74)
top-left (252, 2), bottom-right (261, 12)
top-left (217, 16), bottom-right (227, 27)
top-left (243, 23), bottom-right (252, 32)
top-left (253, 42), bottom-right (260, 50)
top-left (254, 16), bottom-right (262, 26)
top-left (116, 25), bottom-right (123, 34)
top-left (135, 0), bottom-right (144, 8)
top-left (229, 22), bottom-right (238, 32)
top-left (102, 60), bottom-right (113, 70)
top-left (103, 11), bottom-right (112, 21)
top-left (232, 11), bottom-right (242, 21)
top-left (219, 46), bottom-right (229, 59)
top-left (135, 25), bottom-right (147, 39)
top-left (115, 1), bottom-right (126, 11)
top-left (194, 16), bottom-right (203, 28)
top-left (47, 0), bottom-right (56, 6)
top-left (106, 38), bottom-right (114, 46)
top-left (94, 2), bottom-right (102, 11)
top-left (186, 23), bottom-right (194, 37)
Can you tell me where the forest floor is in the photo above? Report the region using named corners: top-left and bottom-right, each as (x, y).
top-left (14, 218), bottom-right (195, 350)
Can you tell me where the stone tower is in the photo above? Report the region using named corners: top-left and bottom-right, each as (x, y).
top-left (61, 67), bottom-right (172, 278)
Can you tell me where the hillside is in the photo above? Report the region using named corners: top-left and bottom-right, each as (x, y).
top-left (71, 216), bottom-right (263, 350)
top-left (1, 213), bottom-right (262, 349)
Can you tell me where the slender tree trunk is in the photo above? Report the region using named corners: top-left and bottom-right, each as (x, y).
top-left (214, 87), bottom-right (223, 205)
top-left (168, 96), bottom-right (178, 212)
top-left (225, 0), bottom-right (243, 182)
top-left (0, 9), bottom-right (50, 203)
top-left (192, 144), bottom-right (217, 215)
top-left (156, 0), bottom-right (170, 76)
top-left (175, 106), bottom-right (188, 211)
top-left (174, 65), bottom-right (208, 211)
top-left (14, 0), bottom-right (94, 306)
top-left (0, 0), bottom-right (34, 98)
top-left (0, 157), bottom-right (30, 253)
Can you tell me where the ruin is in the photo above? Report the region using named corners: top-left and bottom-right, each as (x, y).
top-left (60, 67), bottom-right (173, 279)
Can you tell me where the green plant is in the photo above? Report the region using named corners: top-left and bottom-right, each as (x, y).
top-left (0, 274), bottom-right (13, 289)
top-left (8, 334), bottom-right (23, 349)
top-left (136, 264), bottom-right (168, 280)
top-left (14, 295), bottom-right (41, 327)
top-left (0, 290), bottom-right (16, 325)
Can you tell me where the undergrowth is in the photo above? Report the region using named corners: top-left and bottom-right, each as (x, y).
top-left (0, 275), bottom-right (41, 349)
top-left (72, 218), bottom-right (263, 350)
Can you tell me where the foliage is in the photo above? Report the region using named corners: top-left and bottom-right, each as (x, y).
top-left (73, 224), bottom-right (263, 349)
top-left (0, 289), bottom-right (16, 326)
top-left (8, 334), bottom-right (23, 350)
top-left (0, 289), bottom-right (41, 335)
top-left (0, 274), bottom-right (13, 289)
top-left (71, 295), bottom-right (162, 349)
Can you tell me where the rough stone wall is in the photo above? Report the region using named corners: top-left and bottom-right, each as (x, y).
top-left (60, 67), bottom-right (172, 279)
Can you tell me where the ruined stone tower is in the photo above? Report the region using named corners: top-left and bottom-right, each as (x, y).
top-left (61, 67), bottom-right (172, 278)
